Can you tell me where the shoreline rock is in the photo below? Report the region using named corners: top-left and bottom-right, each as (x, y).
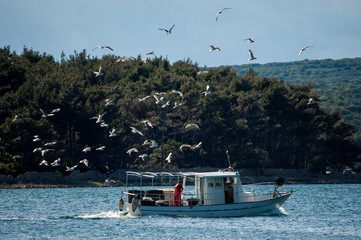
top-left (1, 168), bottom-right (360, 189)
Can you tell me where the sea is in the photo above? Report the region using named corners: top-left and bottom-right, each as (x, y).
top-left (0, 184), bottom-right (360, 240)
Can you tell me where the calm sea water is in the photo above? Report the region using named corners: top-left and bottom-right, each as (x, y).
top-left (0, 184), bottom-right (360, 240)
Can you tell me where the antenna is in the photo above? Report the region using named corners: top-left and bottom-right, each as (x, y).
top-left (226, 150), bottom-right (234, 171)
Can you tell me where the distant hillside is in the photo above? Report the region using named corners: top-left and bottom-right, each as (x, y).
top-left (230, 58), bottom-right (361, 143)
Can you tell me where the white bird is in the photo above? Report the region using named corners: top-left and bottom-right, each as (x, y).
top-left (126, 148), bottom-right (139, 156)
top-left (138, 95), bottom-right (151, 102)
top-left (202, 85), bottom-right (211, 96)
top-left (82, 147), bottom-right (91, 153)
top-left (12, 115), bottom-right (19, 122)
top-left (44, 141), bottom-right (57, 146)
top-left (138, 154), bottom-right (149, 162)
top-left (79, 159), bottom-right (89, 167)
top-left (94, 66), bottom-right (104, 77)
top-left (39, 159), bottom-right (48, 166)
top-left (142, 120), bottom-right (153, 128)
top-left (41, 149), bottom-right (55, 157)
top-left (299, 45), bottom-right (314, 55)
top-left (33, 136), bottom-right (42, 142)
top-left (105, 99), bottom-right (114, 107)
top-left (248, 49), bottom-right (257, 61)
top-left (307, 97), bottom-right (314, 105)
top-left (51, 158), bottom-right (61, 167)
top-left (33, 147), bottom-right (42, 153)
top-left (130, 126), bottom-right (144, 136)
top-left (109, 128), bottom-right (117, 137)
top-left (185, 123), bottom-right (200, 130)
top-left (93, 45), bottom-right (114, 51)
top-left (100, 122), bottom-right (109, 128)
top-left (191, 141), bottom-right (202, 150)
top-left (179, 144), bottom-right (192, 152)
top-left (40, 109), bottom-right (55, 118)
top-left (91, 112), bottom-right (107, 124)
top-left (50, 108), bottom-right (61, 114)
top-left (165, 153), bottom-right (172, 163)
top-left (96, 146), bottom-right (105, 151)
top-left (173, 101), bottom-right (183, 108)
top-left (161, 101), bottom-right (171, 108)
top-left (209, 45), bottom-right (221, 52)
top-left (215, 7), bottom-right (232, 21)
top-left (159, 24), bottom-right (175, 35)
top-left (244, 38), bottom-right (255, 43)
top-left (153, 95), bottom-right (164, 105)
top-left (146, 51), bottom-right (155, 55)
top-left (171, 90), bottom-right (184, 98)
top-left (66, 164), bottom-right (78, 172)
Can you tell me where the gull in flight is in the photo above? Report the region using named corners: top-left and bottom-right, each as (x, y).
top-left (191, 141), bottom-right (202, 150)
top-left (93, 45), bottom-right (114, 51)
top-left (138, 153), bottom-right (149, 162)
top-left (50, 108), bottom-right (61, 114)
top-left (40, 109), bottom-right (55, 118)
top-left (142, 119), bottom-right (153, 128)
top-left (202, 85), bottom-right (211, 96)
top-left (96, 146), bottom-right (105, 151)
top-left (185, 123), bottom-right (200, 130)
top-left (159, 24), bottom-right (175, 35)
top-left (209, 45), bottom-right (221, 52)
top-left (165, 153), bottom-right (172, 163)
top-left (109, 128), bottom-right (117, 137)
top-left (299, 46), bottom-right (314, 55)
top-left (33, 147), bottom-right (42, 153)
top-left (179, 144), bottom-right (192, 152)
top-left (41, 149), bottom-right (55, 157)
top-left (244, 38), bottom-right (255, 43)
top-left (173, 101), bottom-right (183, 108)
top-left (171, 90), bottom-right (184, 98)
top-left (33, 135), bottom-right (42, 142)
top-left (82, 147), bottom-right (91, 153)
top-left (66, 164), bottom-right (78, 172)
top-left (248, 49), bottom-right (257, 61)
top-left (138, 95), bottom-right (151, 102)
top-left (153, 94), bottom-right (165, 105)
top-left (161, 101), bottom-right (171, 108)
top-left (94, 66), bottom-right (104, 77)
top-left (146, 51), bottom-right (155, 55)
top-left (126, 147), bottom-right (139, 156)
top-left (104, 99), bottom-right (114, 107)
top-left (79, 159), bottom-right (89, 167)
top-left (39, 159), bottom-right (48, 166)
top-left (130, 126), bottom-right (144, 136)
top-left (12, 115), bottom-right (19, 122)
top-left (51, 158), bottom-right (61, 167)
top-left (44, 141), bottom-right (57, 147)
top-left (215, 7), bottom-right (232, 22)
top-left (307, 97), bottom-right (314, 105)
top-left (91, 112), bottom-right (107, 124)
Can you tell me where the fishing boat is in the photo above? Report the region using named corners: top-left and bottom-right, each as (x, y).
top-left (119, 168), bottom-right (293, 218)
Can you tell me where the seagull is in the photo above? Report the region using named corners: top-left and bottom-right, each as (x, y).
top-left (173, 101), bottom-right (183, 108)
top-left (109, 128), bottom-right (117, 137)
top-left (165, 153), bottom-right (172, 163)
top-left (41, 149), bottom-right (55, 157)
top-left (215, 7), bottom-right (232, 21)
top-left (12, 115), bottom-right (19, 122)
top-left (244, 38), bottom-right (255, 43)
top-left (51, 158), bottom-right (61, 167)
top-left (191, 141), bottom-right (202, 150)
top-left (93, 45), bottom-right (114, 51)
top-left (44, 141), bottom-right (57, 146)
top-left (138, 154), bottom-right (149, 162)
top-left (153, 94), bottom-right (164, 105)
top-left (40, 109), bottom-right (55, 118)
top-left (307, 97), bottom-right (314, 105)
top-left (146, 51), bottom-right (155, 55)
top-left (94, 66), bottom-right (104, 77)
top-left (209, 45), bottom-right (221, 52)
top-left (33, 136), bottom-right (42, 142)
top-left (126, 148), bottom-right (139, 156)
top-left (33, 147), bottom-right (42, 153)
top-left (91, 112), bottom-right (107, 124)
top-left (159, 24), bottom-right (175, 35)
top-left (202, 85), bottom-right (211, 96)
top-left (96, 146), bottom-right (105, 151)
top-left (299, 45), bottom-right (314, 55)
top-left (100, 122), bottom-right (109, 128)
top-left (138, 95), bottom-right (151, 102)
top-left (130, 126), bottom-right (144, 136)
top-left (171, 90), bottom-right (184, 98)
top-left (66, 164), bottom-right (78, 172)
top-left (179, 144), bottom-right (192, 152)
top-left (50, 108), bottom-right (61, 114)
top-left (142, 119), bottom-right (153, 128)
top-left (82, 147), bottom-right (91, 153)
top-left (185, 123), bottom-right (200, 130)
top-left (39, 159), bottom-right (49, 166)
top-left (105, 99), bottom-right (114, 107)
top-left (161, 101), bottom-right (171, 108)
top-left (79, 159), bottom-right (89, 167)
top-left (248, 49), bottom-right (257, 61)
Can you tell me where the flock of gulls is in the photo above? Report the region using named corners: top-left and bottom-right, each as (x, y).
top-left (10, 6), bottom-right (315, 170)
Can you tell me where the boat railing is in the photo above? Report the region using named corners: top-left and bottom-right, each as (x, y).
top-left (242, 181), bottom-right (290, 199)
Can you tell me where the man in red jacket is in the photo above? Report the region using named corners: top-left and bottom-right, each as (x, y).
top-left (174, 181), bottom-right (183, 206)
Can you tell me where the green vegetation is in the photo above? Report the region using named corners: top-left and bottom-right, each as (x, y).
top-left (0, 46), bottom-right (360, 176)
top-left (231, 58), bottom-right (361, 143)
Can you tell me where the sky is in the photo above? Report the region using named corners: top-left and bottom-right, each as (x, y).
top-left (1, 0), bottom-right (361, 67)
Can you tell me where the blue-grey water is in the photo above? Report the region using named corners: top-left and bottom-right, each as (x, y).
top-left (1, 184), bottom-right (360, 240)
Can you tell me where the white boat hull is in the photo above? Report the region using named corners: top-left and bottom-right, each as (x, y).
top-left (124, 192), bottom-right (291, 218)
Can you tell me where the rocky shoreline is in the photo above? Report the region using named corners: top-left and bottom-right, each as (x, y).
top-left (1, 168), bottom-right (360, 189)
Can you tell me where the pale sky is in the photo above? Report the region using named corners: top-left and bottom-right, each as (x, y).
top-left (1, 0), bottom-right (360, 67)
